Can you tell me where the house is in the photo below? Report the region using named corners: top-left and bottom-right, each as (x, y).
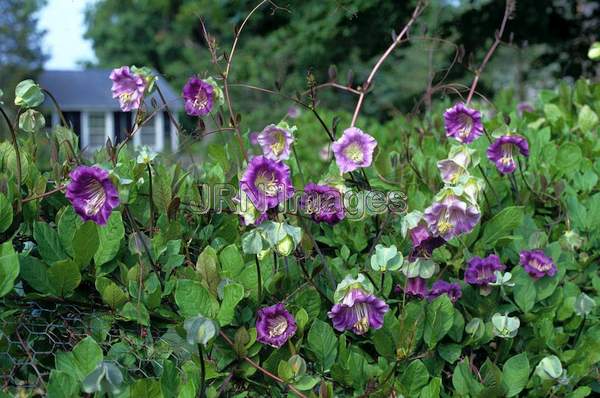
top-left (39, 69), bottom-right (183, 153)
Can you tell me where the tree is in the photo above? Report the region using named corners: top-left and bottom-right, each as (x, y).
top-left (0, 0), bottom-right (47, 105)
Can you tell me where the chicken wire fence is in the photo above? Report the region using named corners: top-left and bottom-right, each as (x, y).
top-left (0, 301), bottom-right (182, 394)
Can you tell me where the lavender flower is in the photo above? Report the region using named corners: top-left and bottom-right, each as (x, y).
top-left (249, 132), bottom-right (260, 146)
top-left (109, 66), bottom-right (146, 112)
top-left (182, 76), bottom-right (214, 117)
top-left (486, 134), bottom-right (529, 174)
top-left (240, 156), bottom-right (294, 212)
top-left (256, 303), bottom-right (297, 348)
top-left (328, 288), bottom-right (389, 335)
top-left (332, 127), bottom-right (377, 173)
top-left (465, 254), bottom-right (506, 286)
top-left (517, 102), bottom-right (534, 115)
top-left (423, 195), bottom-right (480, 241)
top-left (444, 103), bottom-right (484, 144)
top-left (520, 249), bottom-right (557, 279)
top-left (300, 183), bottom-right (345, 225)
top-left (319, 144), bottom-right (332, 161)
top-left (257, 124), bottom-right (294, 161)
top-left (408, 223), bottom-right (445, 260)
top-left (427, 280), bottom-right (462, 303)
top-left (404, 277), bottom-right (427, 299)
top-left (65, 166), bottom-right (120, 225)
top-left (287, 106), bottom-right (300, 119)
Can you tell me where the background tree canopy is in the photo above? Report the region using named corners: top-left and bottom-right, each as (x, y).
top-left (83, 0), bottom-right (600, 124)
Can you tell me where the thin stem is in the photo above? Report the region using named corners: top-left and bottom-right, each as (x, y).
top-left (42, 88), bottom-right (69, 127)
top-left (301, 82), bottom-right (361, 96)
top-left (218, 331), bottom-right (308, 398)
top-left (155, 83), bottom-right (184, 135)
top-left (146, 164), bottom-right (155, 234)
top-left (198, 344), bottom-right (206, 398)
top-left (465, 0), bottom-right (512, 105)
top-left (350, 1), bottom-right (425, 127)
top-left (221, 1), bottom-right (272, 162)
top-left (22, 184), bottom-right (66, 203)
top-left (255, 255), bottom-right (262, 303)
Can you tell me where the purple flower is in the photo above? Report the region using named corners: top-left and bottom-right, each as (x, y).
top-left (328, 289), bottom-right (389, 335)
top-left (486, 135), bottom-right (529, 174)
top-left (520, 250), bottom-right (557, 279)
top-left (319, 144), bottom-right (332, 161)
top-left (427, 280), bottom-right (462, 303)
top-left (424, 195), bottom-right (480, 241)
top-left (109, 66), bottom-right (146, 112)
top-left (257, 124), bottom-right (294, 161)
top-left (182, 76), bottom-right (214, 117)
top-left (256, 303), bottom-right (297, 348)
top-left (444, 103), bottom-right (484, 144)
top-left (249, 132), bottom-right (260, 146)
top-left (405, 277), bottom-right (428, 299)
top-left (517, 102), bottom-right (534, 115)
top-left (300, 183), bottom-right (345, 225)
top-left (287, 106), bottom-right (300, 119)
top-left (464, 254), bottom-right (505, 286)
top-left (408, 223), bottom-right (445, 260)
top-left (332, 127), bottom-right (377, 173)
top-left (65, 166), bottom-right (120, 225)
top-left (240, 156), bottom-right (294, 212)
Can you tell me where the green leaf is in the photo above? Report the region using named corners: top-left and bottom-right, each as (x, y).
top-left (512, 269), bottom-right (536, 313)
top-left (241, 229), bottom-right (266, 254)
top-left (175, 279), bottom-right (219, 318)
top-left (48, 260), bottom-right (81, 297)
top-left (119, 302), bottom-right (150, 326)
top-left (502, 353), bottom-right (529, 397)
top-left (307, 319), bottom-right (337, 372)
top-left (556, 143), bottom-right (582, 174)
top-left (424, 295), bottom-right (454, 349)
top-left (34, 221), bottom-right (67, 263)
top-left (14, 79), bottom-right (45, 108)
top-left (95, 277), bottom-right (128, 309)
top-left (0, 193), bottom-right (13, 233)
top-left (196, 245), bottom-right (220, 295)
top-left (219, 244), bottom-right (245, 279)
top-left (578, 105), bottom-right (599, 131)
top-left (19, 255), bottom-right (52, 294)
top-left (0, 241), bottom-right (19, 297)
top-left (58, 206), bottom-right (84, 257)
top-left (55, 336), bottom-right (103, 381)
top-left (130, 379), bottom-right (162, 396)
top-left (588, 42), bottom-right (600, 60)
top-left (94, 211), bottom-right (125, 266)
top-left (217, 282), bottom-right (244, 326)
top-left (47, 370), bottom-right (79, 398)
top-left (73, 221), bottom-right (99, 269)
top-left (452, 359), bottom-right (483, 396)
top-left (478, 206), bottom-right (524, 249)
top-left (420, 377), bottom-right (442, 398)
top-left (399, 360), bottom-right (429, 396)
top-left (438, 343), bottom-right (461, 363)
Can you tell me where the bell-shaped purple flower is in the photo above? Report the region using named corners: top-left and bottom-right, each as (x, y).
top-left (182, 76), bottom-right (214, 117)
top-left (300, 183), bottom-right (345, 225)
top-left (404, 277), bottom-right (428, 299)
top-left (424, 195), bottom-right (480, 241)
top-left (427, 280), bottom-right (462, 303)
top-left (465, 254), bottom-right (505, 286)
top-left (257, 124), bottom-right (294, 161)
top-left (408, 223), bottom-right (446, 260)
top-left (332, 127), bottom-right (377, 173)
top-left (256, 303), bottom-right (297, 348)
top-left (109, 66), bottom-right (146, 112)
top-left (328, 288), bottom-right (388, 335)
top-left (520, 250), bottom-right (557, 279)
top-left (517, 102), bottom-right (534, 115)
top-left (486, 134), bottom-right (529, 174)
top-left (240, 156), bottom-right (294, 212)
top-left (65, 166), bottom-right (120, 225)
top-left (444, 103), bottom-right (484, 144)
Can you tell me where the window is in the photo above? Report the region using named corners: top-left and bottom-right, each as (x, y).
top-left (140, 116), bottom-right (156, 146)
top-left (88, 112), bottom-right (106, 148)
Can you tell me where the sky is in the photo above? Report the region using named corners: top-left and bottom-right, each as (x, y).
top-left (38, 0), bottom-right (98, 70)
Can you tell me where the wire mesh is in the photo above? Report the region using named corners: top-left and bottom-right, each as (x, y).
top-left (0, 301), bottom-right (182, 394)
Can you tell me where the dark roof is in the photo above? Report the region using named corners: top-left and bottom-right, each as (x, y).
top-left (39, 69), bottom-right (183, 112)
